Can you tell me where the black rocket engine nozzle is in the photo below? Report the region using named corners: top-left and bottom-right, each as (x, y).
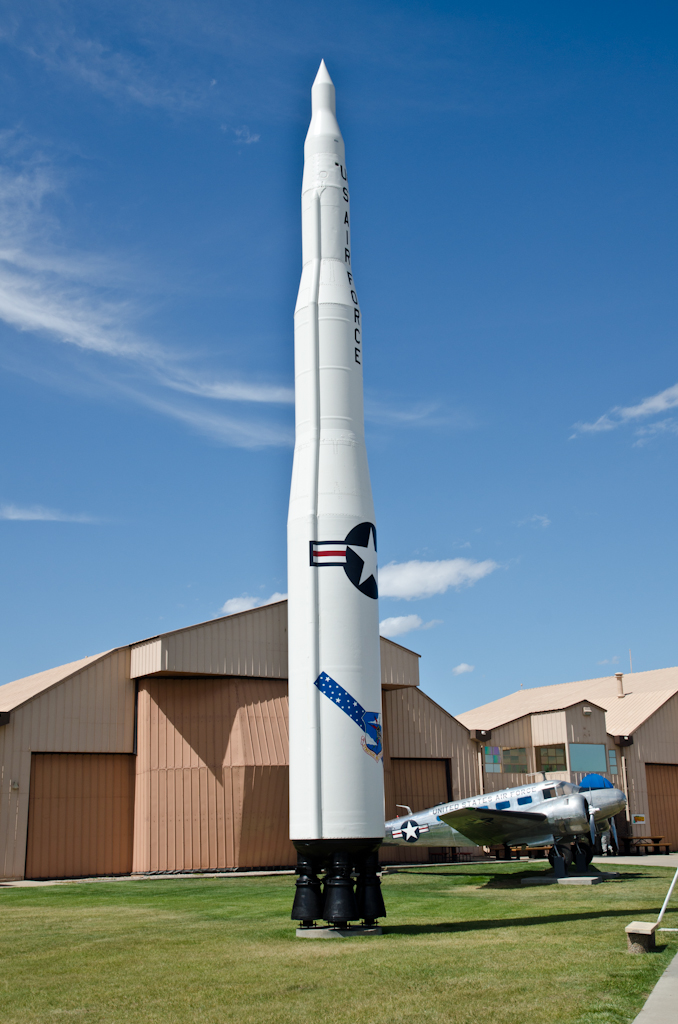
top-left (292, 839), bottom-right (385, 928)
top-left (355, 850), bottom-right (386, 925)
top-left (321, 850), bottom-right (359, 924)
top-left (291, 854), bottom-right (323, 924)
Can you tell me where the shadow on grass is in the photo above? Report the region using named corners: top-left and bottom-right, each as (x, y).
top-left (384, 907), bottom-right (665, 937)
top-left (387, 868), bottom-right (646, 888)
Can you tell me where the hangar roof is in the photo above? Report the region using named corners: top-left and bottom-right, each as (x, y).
top-left (0, 651), bottom-right (113, 712)
top-left (457, 666), bottom-right (678, 736)
top-left (0, 601), bottom-right (420, 712)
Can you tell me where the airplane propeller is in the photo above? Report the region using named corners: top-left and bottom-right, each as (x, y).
top-left (585, 798), bottom-right (600, 845)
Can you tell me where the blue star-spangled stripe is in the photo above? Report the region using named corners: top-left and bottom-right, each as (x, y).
top-left (314, 672), bottom-right (366, 730)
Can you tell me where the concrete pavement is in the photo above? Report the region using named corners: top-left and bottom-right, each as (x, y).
top-left (592, 854), bottom-right (678, 868)
top-left (632, 951), bottom-right (678, 1022)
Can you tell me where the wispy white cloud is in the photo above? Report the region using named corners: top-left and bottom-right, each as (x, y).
top-left (379, 614), bottom-right (441, 639)
top-left (160, 371), bottom-right (293, 405)
top-left (379, 557), bottom-right (499, 600)
top-left (221, 125), bottom-right (260, 144)
top-left (597, 656), bottom-right (620, 666)
top-left (219, 592), bottom-right (287, 616)
top-left (131, 392), bottom-right (292, 448)
top-left (573, 382), bottom-right (678, 442)
top-left (452, 662), bottom-right (474, 676)
top-left (0, 503), bottom-right (97, 522)
top-left (633, 418), bottom-right (678, 447)
top-left (364, 398), bottom-right (473, 430)
top-left (19, 30), bottom-right (206, 112)
top-left (518, 514), bottom-right (551, 528)
top-left (0, 139), bottom-right (292, 447)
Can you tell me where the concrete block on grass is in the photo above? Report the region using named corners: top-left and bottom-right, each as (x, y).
top-left (625, 921), bottom-right (657, 953)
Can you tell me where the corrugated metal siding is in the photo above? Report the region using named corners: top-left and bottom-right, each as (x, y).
top-left (0, 649), bottom-right (134, 880)
top-left (567, 704), bottom-right (598, 763)
top-left (130, 606), bottom-right (417, 691)
top-left (390, 758), bottom-right (450, 812)
top-left (129, 640), bottom-right (162, 678)
top-left (25, 753), bottom-right (135, 879)
top-left (645, 764), bottom-right (678, 851)
top-left (383, 687), bottom-right (479, 803)
top-left (380, 639), bottom-right (419, 689)
top-left (237, 766), bottom-right (296, 867)
top-left (0, 651), bottom-right (113, 712)
top-left (132, 676), bottom-right (291, 872)
top-left (382, 758), bottom-right (450, 864)
top-left (620, 692), bottom-right (678, 838)
top-left (531, 711), bottom-right (567, 745)
top-left (131, 603), bottom-right (288, 681)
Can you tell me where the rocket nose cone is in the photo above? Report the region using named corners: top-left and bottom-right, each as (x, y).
top-left (314, 59), bottom-right (333, 87)
top-left (311, 58), bottom-right (336, 118)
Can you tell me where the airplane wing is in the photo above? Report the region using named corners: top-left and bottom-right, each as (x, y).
top-left (438, 807), bottom-right (548, 847)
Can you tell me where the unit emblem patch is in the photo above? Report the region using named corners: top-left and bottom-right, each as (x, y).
top-left (314, 671), bottom-right (382, 761)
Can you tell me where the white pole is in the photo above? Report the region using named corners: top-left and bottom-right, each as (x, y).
top-left (656, 866), bottom-right (678, 925)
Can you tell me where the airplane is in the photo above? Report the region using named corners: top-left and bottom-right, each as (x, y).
top-left (384, 776), bottom-right (627, 868)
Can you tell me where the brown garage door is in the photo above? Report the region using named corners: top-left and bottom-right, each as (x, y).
top-left (383, 758), bottom-right (451, 864)
top-left (646, 764), bottom-right (678, 852)
top-left (25, 753), bottom-right (135, 879)
top-left (391, 758), bottom-right (451, 816)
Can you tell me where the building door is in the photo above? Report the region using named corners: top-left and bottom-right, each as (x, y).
top-left (390, 757), bottom-right (451, 817)
top-left (25, 753), bottom-right (135, 879)
top-left (382, 758), bottom-right (452, 865)
top-left (646, 764), bottom-right (678, 852)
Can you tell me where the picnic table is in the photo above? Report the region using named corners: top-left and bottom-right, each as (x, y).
top-left (621, 836), bottom-right (672, 855)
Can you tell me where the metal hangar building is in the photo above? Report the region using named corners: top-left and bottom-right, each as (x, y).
top-left (0, 601), bottom-right (479, 880)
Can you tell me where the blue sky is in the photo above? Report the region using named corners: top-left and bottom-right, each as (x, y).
top-left (1, 1), bottom-right (677, 715)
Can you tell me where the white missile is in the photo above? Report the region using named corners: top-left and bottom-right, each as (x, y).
top-left (288, 62), bottom-right (385, 926)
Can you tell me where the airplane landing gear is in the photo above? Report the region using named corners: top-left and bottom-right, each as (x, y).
top-left (548, 843), bottom-right (573, 871)
top-left (573, 840), bottom-right (593, 872)
top-left (548, 841), bottom-right (593, 874)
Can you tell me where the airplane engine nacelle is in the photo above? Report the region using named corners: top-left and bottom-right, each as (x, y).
top-left (544, 794), bottom-right (590, 836)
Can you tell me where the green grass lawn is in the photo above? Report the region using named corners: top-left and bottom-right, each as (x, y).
top-left (1, 862), bottom-right (677, 1024)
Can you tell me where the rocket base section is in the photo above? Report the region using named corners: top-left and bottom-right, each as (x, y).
top-left (291, 839), bottom-right (386, 928)
top-left (296, 925), bottom-right (383, 938)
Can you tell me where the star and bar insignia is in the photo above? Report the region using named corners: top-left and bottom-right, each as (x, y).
top-left (390, 820), bottom-right (430, 843)
top-left (309, 522), bottom-right (378, 600)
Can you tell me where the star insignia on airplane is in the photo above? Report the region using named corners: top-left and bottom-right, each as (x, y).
top-left (343, 522), bottom-right (378, 599)
top-left (391, 819), bottom-right (430, 843)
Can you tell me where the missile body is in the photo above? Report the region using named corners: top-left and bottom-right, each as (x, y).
top-left (288, 63), bottom-right (385, 924)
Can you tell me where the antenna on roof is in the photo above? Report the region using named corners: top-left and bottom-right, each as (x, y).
top-left (629, 649), bottom-right (633, 673)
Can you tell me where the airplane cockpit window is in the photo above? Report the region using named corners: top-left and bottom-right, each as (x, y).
top-left (542, 787), bottom-right (556, 800)
top-left (561, 782), bottom-right (579, 795)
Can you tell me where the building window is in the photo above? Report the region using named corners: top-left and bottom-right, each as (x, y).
top-left (502, 747), bottom-right (528, 774)
top-left (536, 744), bottom-right (567, 772)
top-left (484, 745), bottom-right (502, 773)
top-left (568, 743), bottom-right (607, 772)
top-left (608, 749), bottom-right (618, 776)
